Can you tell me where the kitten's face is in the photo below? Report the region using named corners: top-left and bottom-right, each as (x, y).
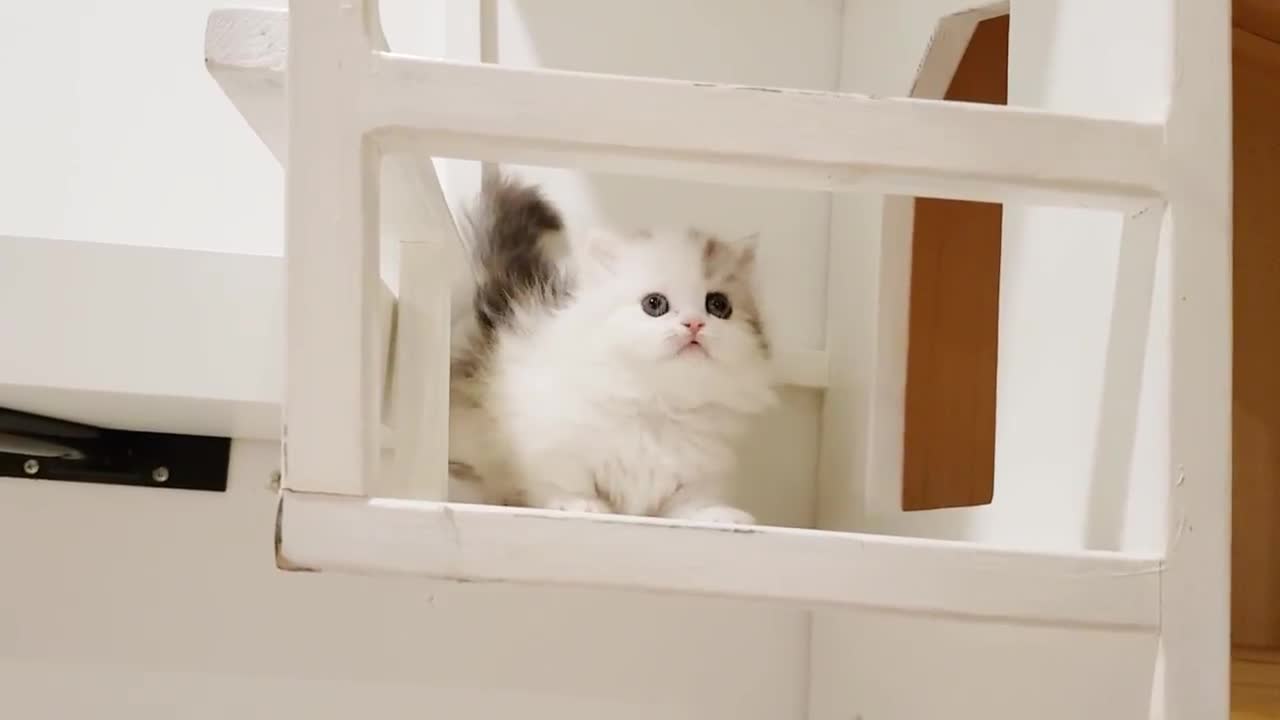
top-left (571, 228), bottom-right (773, 404)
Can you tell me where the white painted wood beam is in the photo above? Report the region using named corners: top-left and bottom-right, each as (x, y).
top-left (277, 489), bottom-right (1163, 631)
top-left (366, 52), bottom-right (1163, 210)
top-left (1157, 0), bottom-right (1233, 717)
top-left (385, 241), bottom-right (450, 500)
top-left (211, 8), bottom-right (1164, 213)
top-left (205, 9), bottom-right (288, 162)
top-left (282, 0), bottom-right (380, 496)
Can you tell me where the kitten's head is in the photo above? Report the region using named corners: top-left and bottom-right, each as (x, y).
top-left (569, 227), bottom-right (776, 412)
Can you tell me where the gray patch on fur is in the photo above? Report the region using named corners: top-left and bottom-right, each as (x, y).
top-left (592, 475), bottom-right (620, 512)
top-left (467, 176), bottom-right (572, 341)
top-left (449, 174), bottom-right (575, 397)
top-left (449, 461), bottom-right (482, 483)
top-left (695, 230), bottom-right (771, 355)
top-left (746, 315), bottom-right (770, 353)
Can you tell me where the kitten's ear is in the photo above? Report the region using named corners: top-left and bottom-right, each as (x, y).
top-left (734, 232), bottom-right (760, 270)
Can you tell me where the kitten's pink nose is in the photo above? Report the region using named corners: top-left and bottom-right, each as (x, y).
top-left (683, 319), bottom-right (705, 335)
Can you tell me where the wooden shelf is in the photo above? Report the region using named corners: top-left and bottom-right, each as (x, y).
top-left (0, 236), bottom-right (283, 439)
top-left (277, 488), bottom-right (1163, 630)
top-left (0, 235), bottom-right (396, 440)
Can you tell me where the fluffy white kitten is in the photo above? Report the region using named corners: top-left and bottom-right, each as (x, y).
top-left (447, 177), bottom-right (776, 524)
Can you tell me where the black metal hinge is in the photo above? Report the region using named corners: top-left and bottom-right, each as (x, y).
top-left (0, 407), bottom-right (229, 492)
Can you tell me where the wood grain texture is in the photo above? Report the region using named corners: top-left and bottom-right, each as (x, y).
top-left (1236, 0), bottom-right (1280, 44)
top-left (903, 15), bottom-right (1007, 511)
top-left (1231, 25), bottom-right (1280, 651)
top-left (1233, 651), bottom-right (1280, 719)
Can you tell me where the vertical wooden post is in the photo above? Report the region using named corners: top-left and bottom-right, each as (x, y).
top-left (1157, 0), bottom-right (1233, 716)
top-left (387, 165), bottom-right (455, 501)
top-left (283, 0), bottom-right (380, 495)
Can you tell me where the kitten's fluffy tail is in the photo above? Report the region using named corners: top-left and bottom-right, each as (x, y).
top-left (463, 175), bottom-right (568, 334)
top-left (469, 175), bottom-right (563, 277)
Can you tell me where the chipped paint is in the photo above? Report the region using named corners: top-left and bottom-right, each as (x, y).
top-left (273, 490), bottom-right (320, 573)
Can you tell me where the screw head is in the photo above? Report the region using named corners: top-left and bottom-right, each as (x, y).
top-left (22, 459), bottom-right (39, 475)
top-left (151, 466), bottom-right (170, 483)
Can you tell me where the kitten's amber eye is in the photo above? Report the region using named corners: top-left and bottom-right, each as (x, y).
top-left (641, 292), bottom-right (670, 317)
top-left (705, 292), bottom-right (732, 319)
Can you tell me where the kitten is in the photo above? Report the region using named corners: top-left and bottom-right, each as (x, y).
top-left (447, 176), bottom-right (776, 524)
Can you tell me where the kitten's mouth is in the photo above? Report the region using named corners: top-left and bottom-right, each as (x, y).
top-left (678, 340), bottom-right (708, 357)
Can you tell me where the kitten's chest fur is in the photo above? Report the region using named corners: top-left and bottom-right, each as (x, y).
top-left (497, 377), bottom-right (741, 514)
top-left (581, 406), bottom-right (736, 515)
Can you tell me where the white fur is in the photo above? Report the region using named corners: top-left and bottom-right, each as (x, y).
top-left (449, 228), bottom-right (776, 524)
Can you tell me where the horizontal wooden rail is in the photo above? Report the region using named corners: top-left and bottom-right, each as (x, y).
top-left (278, 489), bottom-right (1163, 630)
top-left (209, 8), bottom-right (1165, 210)
top-left (368, 51), bottom-right (1165, 209)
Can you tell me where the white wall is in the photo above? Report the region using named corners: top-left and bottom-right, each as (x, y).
top-left (0, 0), bottom-right (444, 256)
top-left (0, 0), bottom-right (285, 255)
top-left (0, 1), bottom-right (822, 717)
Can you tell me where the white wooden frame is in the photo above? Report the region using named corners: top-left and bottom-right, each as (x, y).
top-left (1158, 1), bottom-right (1232, 716)
top-left (206, 1), bottom-right (1230, 716)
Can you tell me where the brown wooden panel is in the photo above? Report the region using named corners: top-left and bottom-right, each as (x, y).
top-left (1236, 0), bottom-right (1280, 44)
top-left (902, 16), bottom-right (1007, 511)
top-left (1231, 25), bottom-right (1280, 651)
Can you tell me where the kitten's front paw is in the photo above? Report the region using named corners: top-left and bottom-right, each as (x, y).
top-left (676, 504), bottom-right (756, 526)
top-left (545, 496), bottom-right (612, 514)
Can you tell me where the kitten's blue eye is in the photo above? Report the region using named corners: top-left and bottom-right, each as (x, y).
top-left (705, 292), bottom-right (732, 319)
top-left (641, 292), bottom-right (670, 317)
